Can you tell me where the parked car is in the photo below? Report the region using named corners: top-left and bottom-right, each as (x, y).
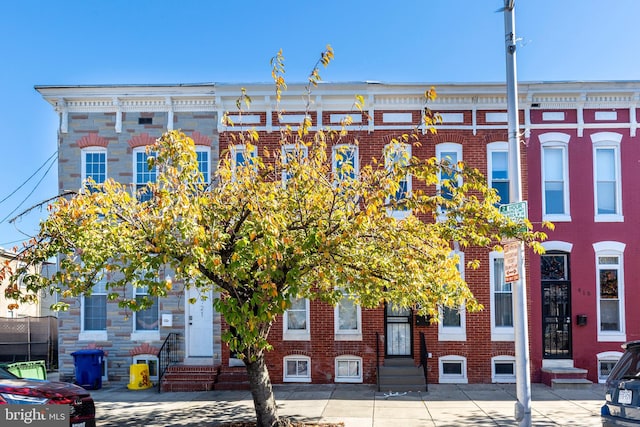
top-left (602, 340), bottom-right (640, 426)
top-left (0, 366), bottom-right (95, 427)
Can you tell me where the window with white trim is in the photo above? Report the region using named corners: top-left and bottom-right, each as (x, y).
top-left (539, 133), bottom-right (571, 221)
top-left (439, 355), bottom-right (467, 384)
top-left (196, 146), bottom-right (211, 184)
top-left (334, 292), bottom-right (362, 341)
top-left (594, 241), bottom-right (626, 342)
top-left (133, 354), bottom-right (159, 382)
top-left (490, 251), bottom-right (514, 341)
top-left (283, 355), bottom-right (311, 382)
top-left (133, 285), bottom-right (159, 332)
top-left (591, 132), bottom-right (623, 222)
top-left (384, 142), bottom-right (412, 218)
top-left (491, 355), bottom-right (516, 383)
top-left (335, 355), bottom-right (363, 383)
top-left (436, 143), bottom-right (462, 203)
top-left (281, 144), bottom-right (308, 184)
top-left (597, 351), bottom-right (623, 383)
top-left (134, 147), bottom-right (157, 202)
top-left (332, 144), bottom-right (359, 182)
top-left (80, 272), bottom-right (108, 341)
top-left (283, 297), bottom-right (310, 341)
top-left (82, 147), bottom-right (107, 191)
top-left (438, 251), bottom-right (466, 341)
top-left (231, 144), bottom-right (257, 177)
top-left (487, 141), bottom-right (509, 205)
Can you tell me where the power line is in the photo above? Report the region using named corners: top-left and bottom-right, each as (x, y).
top-left (0, 151), bottom-right (58, 227)
top-left (0, 151), bottom-right (58, 207)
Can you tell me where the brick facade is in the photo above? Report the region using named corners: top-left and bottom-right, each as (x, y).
top-left (38, 81), bottom-right (640, 386)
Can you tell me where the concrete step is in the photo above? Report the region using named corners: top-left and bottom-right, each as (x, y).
top-left (551, 378), bottom-right (593, 390)
top-left (383, 358), bottom-right (418, 367)
top-left (541, 366), bottom-right (589, 387)
top-left (378, 358), bottom-right (425, 392)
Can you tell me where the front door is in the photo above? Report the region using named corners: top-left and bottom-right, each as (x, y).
top-left (541, 253), bottom-right (572, 359)
top-left (385, 304), bottom-right (412, 356)
top-left (185, 287), bottom-right (213, 358)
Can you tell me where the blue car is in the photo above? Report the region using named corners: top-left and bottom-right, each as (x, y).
top-left (602, 341), bottom-right (640, 425)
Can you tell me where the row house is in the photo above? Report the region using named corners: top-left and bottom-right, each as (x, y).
top-left (35, 81), bottom-right (640, 388)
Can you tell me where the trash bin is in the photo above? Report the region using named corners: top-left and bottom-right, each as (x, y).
top-left (2, 360), bottom-right (47, 380)
top-left (127, 363), bottom-right (152, 390)
top-left (71, 349), bottom-right (104, 390)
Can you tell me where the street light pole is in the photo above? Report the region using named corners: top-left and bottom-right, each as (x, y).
top-left (503, 1), bottom-right (532, 426)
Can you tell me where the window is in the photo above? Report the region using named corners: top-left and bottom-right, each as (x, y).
top-left (436, 143), bottom-right (462, 200)
top-left (334, 292), bottom-right (362, 341)
top-left (132, 354), bottom-right (159, 382)
top-left (281, 144), bottom-right (308, 183)
top-left (597, 351), bottom-right (623, 384)
top-left (231, 144), bottom-right (257, 169)
top-left (82, 148), bottom-right (107, 191)
top-left (196, 147), bottom-right (211, 184)
top-left (594, 241), bottom-right (626, 342)
top-left (385, 143), bottom-right (412, 218)
top-left (80, 272), bottom-right (108, 341)
top-left (283, 356), bottom-right (311, 382)
top-left (591, 132), bottom-right (623, 221)
top-left (487, 142), bottom-right (509, 205)
top-left (335, 355), bottom-right (362, 383)
top-left (438, 251), bottom-right (466, 341)
top-left (134, 147), bottom-right (157, 202)
top-left (133, 285), bottom-right (159, 332)
top-left (332, 144), bottom-right (359, 182)
top-left (539, 133), bottom-right (571, 221)
top-left (491, 356), bottom-right (516, 383)
top-left (439, 355), bottom-right (467, 383)
top-left (490, 251), bottom-right (514, 341)
top-left (283, 297), bottom-right (310, 341)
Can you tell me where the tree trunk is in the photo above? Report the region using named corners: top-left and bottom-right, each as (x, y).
top-left (245, 354), bottom-right (280, 427)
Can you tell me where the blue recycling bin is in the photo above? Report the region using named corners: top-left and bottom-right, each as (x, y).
top-left (71, 349), bottom-right (104, 390)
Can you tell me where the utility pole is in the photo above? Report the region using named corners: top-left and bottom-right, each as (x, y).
top-left (503, 1), bottom-right (532, 426)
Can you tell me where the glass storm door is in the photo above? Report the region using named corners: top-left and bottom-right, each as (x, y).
top-left (385, 304), bottom-right (412, 356)
top-left (541, 253), bottom-right (572, 359)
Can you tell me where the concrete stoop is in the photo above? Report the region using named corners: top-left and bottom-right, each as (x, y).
top-left (541, 366), bottom-right (593, 389)
top-left (378, 358), bottom-right (427, 392)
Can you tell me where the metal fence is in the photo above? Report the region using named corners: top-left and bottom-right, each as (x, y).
top-left (0, 316), bottom-right (58, 370)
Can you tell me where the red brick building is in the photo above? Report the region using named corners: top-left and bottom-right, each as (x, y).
top-left (37, 81), bottom-right (640, 389)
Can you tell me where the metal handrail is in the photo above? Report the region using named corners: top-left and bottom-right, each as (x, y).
top-left (419, 332), bottom-right (428, 392)
top-left (375, 331), bottom-right (381, 392)
top-left (157, 332), bottom-right (180, 393)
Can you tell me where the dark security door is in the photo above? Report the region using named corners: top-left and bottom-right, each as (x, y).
top-left (385, 304), bottom-right (412, 356)
top-left (541, 253), bottom-right (572, 359)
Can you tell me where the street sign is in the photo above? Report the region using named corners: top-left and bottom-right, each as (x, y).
top-left (499, 201), bottom-right (528, 232)
top-left (504, 241), bottom-right (520, 283)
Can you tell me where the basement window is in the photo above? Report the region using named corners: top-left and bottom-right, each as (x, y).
top-left (132, 354), bottom-right (158, 382)
top-left (491, 356), bottom-right (516, 383)
top-left (335, 355), bottom-right (362, 383)
top-left (439, 355), bottom-right (468, 384)
top-left (283, 355), bottom-right (311, 383)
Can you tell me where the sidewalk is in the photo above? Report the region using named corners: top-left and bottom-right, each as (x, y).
top-left (88, 382), bottom-right (606, 426)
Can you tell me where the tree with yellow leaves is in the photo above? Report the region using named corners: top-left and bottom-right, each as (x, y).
top-left (7, 47), bottom-right (548, 427)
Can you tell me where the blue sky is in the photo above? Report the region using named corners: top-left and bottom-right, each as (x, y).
top-left (1, 0), bottom-right (638, 247)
